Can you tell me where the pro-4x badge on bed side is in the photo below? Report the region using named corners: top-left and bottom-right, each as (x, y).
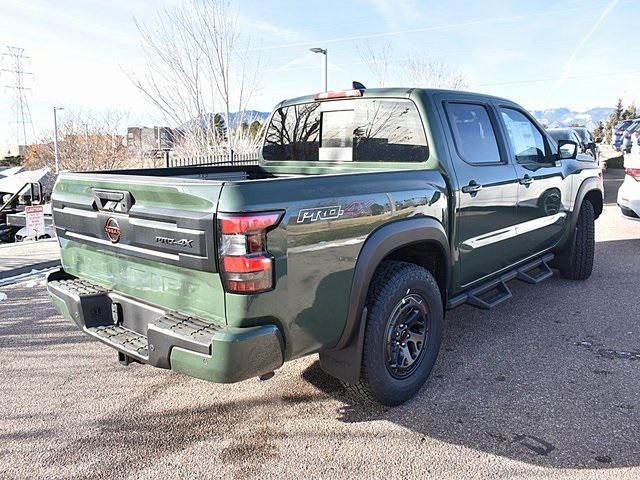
top-left (104, 217), bottom-right (121, 243)
top-left (297, 205), bottom-right (344, 223)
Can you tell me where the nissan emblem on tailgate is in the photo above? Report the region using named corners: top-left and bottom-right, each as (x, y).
top-left (104, 218), bottom-right (121, 243)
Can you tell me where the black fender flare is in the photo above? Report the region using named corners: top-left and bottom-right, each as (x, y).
top-left (319, 217), bottom-right (450, 384)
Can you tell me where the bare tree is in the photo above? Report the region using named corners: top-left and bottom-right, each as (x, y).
top-left (128, 0), bottom-right (262, 157)
top-left (403, 56), bottom-right (468, 90)
top-left (358, 43), bottom-right (468, 90)
top-left (358, 41), bottom-right (394, 87)
top-left (22, 110), bottom-right (130, 172)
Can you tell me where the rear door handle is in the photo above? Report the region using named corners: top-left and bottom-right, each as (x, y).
top-left (519, 176), bottom-right (533, 186)
top-left (462, 183), bottom-right (483, 194)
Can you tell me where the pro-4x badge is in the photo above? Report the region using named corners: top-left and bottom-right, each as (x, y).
top-left (155, 236), bottom-right (194, 248)
top-left (297, 205), bottom-right (344, 223)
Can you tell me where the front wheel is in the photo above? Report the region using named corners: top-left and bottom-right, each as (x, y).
top-left (348, 261), bottom-right (443, 406)
top-left (559, 200), bottom-right (595, 280)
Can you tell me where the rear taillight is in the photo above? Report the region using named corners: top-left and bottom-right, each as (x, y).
top-left (625, 168), bottom-right (640, 181)
top-left (218, 211), bottom-right (283, 294)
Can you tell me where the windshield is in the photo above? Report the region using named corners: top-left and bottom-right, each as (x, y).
top-left (548, 130), bottom-right (573, 141)
top-left (627, 121), bottom-right (640, 132)
top-left (573, 128), bottom-right (591, 142)
top-left (263, 98), bottom-right (428, 162)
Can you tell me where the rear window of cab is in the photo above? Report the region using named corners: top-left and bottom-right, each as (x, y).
top-left (262, 98), bottom-right (428, 162)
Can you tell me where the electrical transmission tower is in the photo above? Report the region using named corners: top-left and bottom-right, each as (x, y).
top-left (1, 46), bottom-right (34, 146)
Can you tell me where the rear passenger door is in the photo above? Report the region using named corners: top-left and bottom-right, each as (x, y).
top-left (442, 100), bottom-right (521, 288)
top-left (496, 106), bottom-right (570, 256)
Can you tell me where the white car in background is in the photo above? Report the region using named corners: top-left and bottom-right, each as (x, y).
top-left (618, 150), bottom-right (640, 220)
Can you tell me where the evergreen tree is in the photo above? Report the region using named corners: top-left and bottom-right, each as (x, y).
top-left (622, 103), bottom-right (637, 120)
top-left (248, 120), bottom-right (263, 140)
top-left (604, 98), bottom-right (625, 144)
top-left (593, 121), bottom-right (605, 141)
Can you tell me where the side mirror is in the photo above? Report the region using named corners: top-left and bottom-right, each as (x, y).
top-left (558, 139), bottom-right (578, 160)
top-left (30, 182), bottom-right (42, 204)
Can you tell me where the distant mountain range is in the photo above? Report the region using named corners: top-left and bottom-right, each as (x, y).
top-left (181, 107), bottom-right (613, 131)
top-left (531, 107), bottom-right (613, 129)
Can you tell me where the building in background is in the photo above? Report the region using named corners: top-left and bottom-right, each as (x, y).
top-left (127, 126), bottom-right (177, 167)
top-left (1, 144), bottom-right (27, 166)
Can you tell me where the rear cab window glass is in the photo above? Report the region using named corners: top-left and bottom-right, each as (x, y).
top-left (445, 103), bottom-right (502, 164)
top-left (499, 108), bottom-right (548, 164)
top-left (263, 98), bottom-right (428, 162)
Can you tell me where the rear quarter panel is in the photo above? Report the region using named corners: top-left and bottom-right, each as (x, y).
top-left (219, 169), bottom-right (448, 360)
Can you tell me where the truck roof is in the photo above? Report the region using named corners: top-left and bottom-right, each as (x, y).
top-left (277, 87), bottom-right (512, 108)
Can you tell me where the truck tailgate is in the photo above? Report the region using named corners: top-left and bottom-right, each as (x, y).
top-left (51, 173), bottom-right (226, 322)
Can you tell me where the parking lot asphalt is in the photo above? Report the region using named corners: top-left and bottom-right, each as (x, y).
top-left (1, 170), bottom-right (640, 480)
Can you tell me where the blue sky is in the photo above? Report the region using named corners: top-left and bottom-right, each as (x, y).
top-left (1, 0), bottom-right (638, 147)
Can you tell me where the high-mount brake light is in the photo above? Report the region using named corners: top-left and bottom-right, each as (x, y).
top-left (314, 89), bottom-right (363, 101)
top-left (625, 168), bottom-right (640, 181)
top-left (218, 211), bottom-right (283, 294)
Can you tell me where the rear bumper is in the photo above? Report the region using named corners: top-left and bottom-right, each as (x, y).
top-left (617, 177), bottom-right (640, 221)
top-left (46, 269), bottom-right (284, 383)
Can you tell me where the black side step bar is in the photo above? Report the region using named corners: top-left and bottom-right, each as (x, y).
top-left (516, 254), bottom-right (554, 284)
top-left (467, 277), bottom-right (512, 310)
top-left (447, 253), bottom-right (554, 310)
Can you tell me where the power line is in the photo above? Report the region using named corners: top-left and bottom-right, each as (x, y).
top-left (1, 45), bottom-right (34, 146)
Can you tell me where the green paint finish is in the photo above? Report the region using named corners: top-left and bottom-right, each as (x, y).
top-left (55, 175), bottom-right (221, 211)
top-left (219, 169), bottom-right (447, 360)
top-left (169, 324), bottom-right (284, 383)
top-left (59, 238), bottom-right (225, 323)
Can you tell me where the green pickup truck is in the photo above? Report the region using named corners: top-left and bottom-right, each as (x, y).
top-left (47, 87), bottom-right (604, 405)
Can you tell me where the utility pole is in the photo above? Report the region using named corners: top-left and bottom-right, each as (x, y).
top-left (309, 48), bottom-right (328, 91)
top-left (1, 46), bottom-right (34, 147)
top-left (53, 107), bottom-right (63, 174)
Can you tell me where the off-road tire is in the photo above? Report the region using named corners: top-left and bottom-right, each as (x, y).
top-left (559, 200), bottom-right (595, 280)
top-left (346, 261), bottom-right (443, 406)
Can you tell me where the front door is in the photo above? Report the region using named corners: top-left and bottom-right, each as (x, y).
top-left (442, 100), bottom-right (521, 288)
top-left (496, 106), bottom-right (570, 257)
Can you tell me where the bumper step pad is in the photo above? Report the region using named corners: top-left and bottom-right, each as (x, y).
top-left (49, 278), bottom-right (109, 296)
top-left (87, 325), bottom-right (149, 360)
top-left (153, 312), bottom-right (222, 349)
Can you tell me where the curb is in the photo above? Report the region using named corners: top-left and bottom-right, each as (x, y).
top-left (0, 238), bottom-right (57, 249)
top-left (0, 260), bottom-right (61, 282)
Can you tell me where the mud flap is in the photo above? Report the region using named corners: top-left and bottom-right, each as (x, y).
top-left (319, 307), bottom-right (368, 384)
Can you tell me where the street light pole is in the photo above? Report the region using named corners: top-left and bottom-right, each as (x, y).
top-left (53, 106), bottom-right (63, 174)
top-left (309, 48), bottom-right (327, 91)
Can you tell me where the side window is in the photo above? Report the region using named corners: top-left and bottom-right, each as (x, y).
top-left (499, 108), bottom-right (547, 164)
top-left (446, 103), bottom-right (501, 164)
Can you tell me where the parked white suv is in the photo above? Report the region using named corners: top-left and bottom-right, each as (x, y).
top-left (618, 146), bottom-right (640, 220)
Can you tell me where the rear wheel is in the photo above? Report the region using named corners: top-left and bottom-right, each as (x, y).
top-left (559, 200), bottom-right (595, 280)
top-left (348, 261), bottom-right (443, 406)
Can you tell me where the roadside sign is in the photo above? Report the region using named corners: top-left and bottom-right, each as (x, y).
top-left (25, 205), bottom-right (45, 239)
